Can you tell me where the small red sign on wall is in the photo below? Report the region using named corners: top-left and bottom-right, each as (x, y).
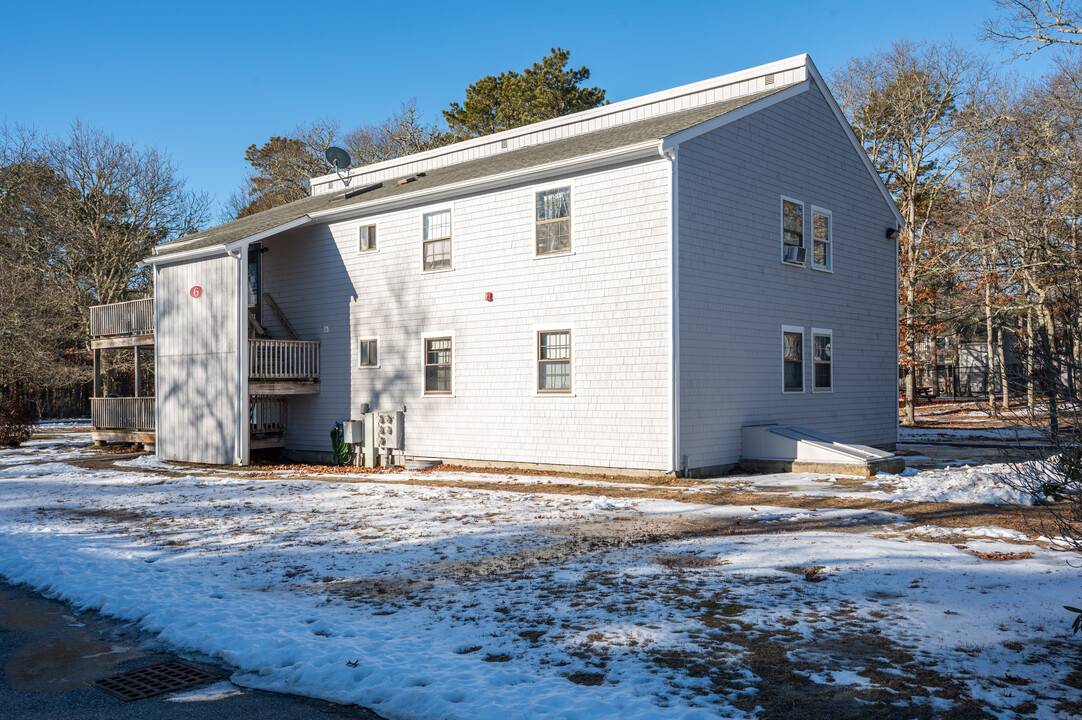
top-left (190, 286), bottom-right (203, 299)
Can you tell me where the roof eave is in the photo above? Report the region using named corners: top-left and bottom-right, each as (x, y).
top-left (146, 215), bottom-right (315, 264)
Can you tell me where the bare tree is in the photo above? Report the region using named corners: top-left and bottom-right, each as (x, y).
top-left (344, 99), bottom-right (443, 167)
top-left (983, 0), bottom-right (1082, 56)
top-left (45, 122), bottom-right (209, 305)
top-left (232, 105), bottom-right (443, 219)
top-left (832, 41), bottom-right (994, 425)
top-left (1, 122), bottom-right (209, 429)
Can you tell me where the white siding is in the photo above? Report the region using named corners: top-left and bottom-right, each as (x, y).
top-left (156, 254), bottom-right (239, 464)
top-left (261, 158), bottom-right (673, 471)
top-left (676, 83), bottom-right (899, 471)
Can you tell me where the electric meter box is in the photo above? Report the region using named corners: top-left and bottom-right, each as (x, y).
top-left (342, 420), bottom-right (363, 445)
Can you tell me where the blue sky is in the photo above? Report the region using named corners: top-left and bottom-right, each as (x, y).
top-left (0, 0), bottom-right (1055, 216)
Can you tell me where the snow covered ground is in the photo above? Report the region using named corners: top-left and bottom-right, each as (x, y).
top-left (899, 426), bottom-right (1045, 442)
top-left (1, 433), bottom-right (1080, 718)
top-left (708, 461), bottom-right (1044, 506)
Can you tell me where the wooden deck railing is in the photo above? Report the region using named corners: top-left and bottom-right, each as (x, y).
top-left (90, 298), bottom-right (154, 337)
top-left (249, 339), bottom-right (320, 381)
top-left (91, 397), bottom-right (155, 430)
top-left (250, 396), bottom-right (286, 435)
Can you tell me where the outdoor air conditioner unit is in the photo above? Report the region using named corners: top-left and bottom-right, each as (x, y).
top-left (783, 245), bottom-right (807, 264)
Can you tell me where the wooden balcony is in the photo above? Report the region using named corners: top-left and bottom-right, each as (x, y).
top-left (90, 298), bottom-right (154, 349)
top-left (91, 397), bottom-right (155, 445)
top-left (250, 396), bottom-right (286, 449)
top-left (249, 339), bottom-right (320, 395)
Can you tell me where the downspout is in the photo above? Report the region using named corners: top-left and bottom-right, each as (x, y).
top-left (659, 141), bottom-right (681, 476)
top-left (229, 247), bottom-right (250, 466)
top-left (152, 263), bottom-right (160, 456)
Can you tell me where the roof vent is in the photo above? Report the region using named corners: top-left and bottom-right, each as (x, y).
top-left (395, 172), bottom-right (428, 186)
top-left (343, 181), bottom-right (383, 199)
top-left (764, 74), bottom-right (775, 86)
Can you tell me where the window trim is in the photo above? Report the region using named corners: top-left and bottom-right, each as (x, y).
top-left (782, 325), bottom-right (805, 394)
top-left (420, 207), bottom-right (453, 273)
top-left (810, 206), bottom-right (832, 273)
top-left (357, 222), bottom-right (378, 255)
top-left (811, 328), bottom-right (833, 393)
top-left (422, 331), bottom-right (455, 397)
top-left (537, 329), bottom-right (572, 394)
top-left (357, 337), bottom-right (379, 369)
top-left (532, 182), bottom-right (574, 259)
top-left (780, 196), bottom-right (805, 267)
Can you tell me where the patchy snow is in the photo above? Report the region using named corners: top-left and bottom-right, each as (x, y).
top-left (35, 418), bottom-right (92, 430)
top-left (0, 434), bottom-right (92, 466)
top-left (711, 462), bottom-right (1044, 506)
top-left (899, 426), bottom-right (1044, 442)
top-left (165, 680), bottom-right (245, 702)
top-left (870, 463), bottom-right (1042, 505)
top-left (114, 454), bottom-right (180, 470)
top-left (904, 525), bottom-right (1031, 541)
top-left (0, 450), bottom-right (1078, 718)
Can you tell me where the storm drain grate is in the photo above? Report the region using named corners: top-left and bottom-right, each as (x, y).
top-left (92, 660), bottom-right (220, 701)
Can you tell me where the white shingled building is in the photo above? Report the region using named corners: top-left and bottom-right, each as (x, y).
top-left (138, 54), bottom-right (903, 475)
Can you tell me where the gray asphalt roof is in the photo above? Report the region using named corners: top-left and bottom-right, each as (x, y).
top-left (152, 84), bottom-right (792, 258)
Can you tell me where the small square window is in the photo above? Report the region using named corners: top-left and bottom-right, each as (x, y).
top-left (423, 210), bottom-right (451, 271)
top-left (358, 339), bottom-right (378, 367)
top-left (359, 225), bottom-right (376, 253)
top-left (535, 187), bottom-right (571, 256)
top-left (783, 330), bottom-right (803, 392)
top-left (538, 330), bottom-right (571, 392)
top-left (424, 337), bottom-right (452, 394)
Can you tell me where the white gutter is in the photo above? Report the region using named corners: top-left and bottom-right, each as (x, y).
top-left (143, 244), bottom-right (229, 266)
top-left (229, 247), bottom-right (250, 466)
top-left (658, 141), bottom-right (681, 476)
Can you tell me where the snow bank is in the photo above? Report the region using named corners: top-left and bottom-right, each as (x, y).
top-left (114, 454), bottom-right (178, 470)
top-left (873, 462), bottom-right (1045, 506)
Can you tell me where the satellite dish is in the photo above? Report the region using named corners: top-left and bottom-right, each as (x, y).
top-left (325, 146), bottom-right (351, 170)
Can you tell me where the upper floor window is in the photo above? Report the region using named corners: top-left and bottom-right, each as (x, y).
top-left (359, 224), bottom-right (377, 253)
top-left (538, 330), bottom-right (571, 392)
top-left (812, 209), bottom-right (831, 271)
top-left (535, 187), bottom-right (571, 256)
top-left (781, 198), bottom-right (805, 265)
top-left (423, 210), bottom-right (451, 271)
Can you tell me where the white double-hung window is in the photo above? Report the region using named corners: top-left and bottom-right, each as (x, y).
top-left (538, 330), bottom-right (571, 393)
top-left (535, 187), bottom-right (571, 256)
top-left (422, 210), bottom-right (451, 271)
top-left (811, 208), bottom-right (831, 271)
top-left (781, 198), bottom-right (805, 265)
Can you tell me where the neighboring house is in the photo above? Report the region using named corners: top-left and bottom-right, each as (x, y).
top-left (138, 54), bottom-right (903, 475)
top-left (913, 335), bottom-right (1026, 397)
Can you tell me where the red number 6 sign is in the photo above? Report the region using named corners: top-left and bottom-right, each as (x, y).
top-left (190, 286), bottom-right (203, 299)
